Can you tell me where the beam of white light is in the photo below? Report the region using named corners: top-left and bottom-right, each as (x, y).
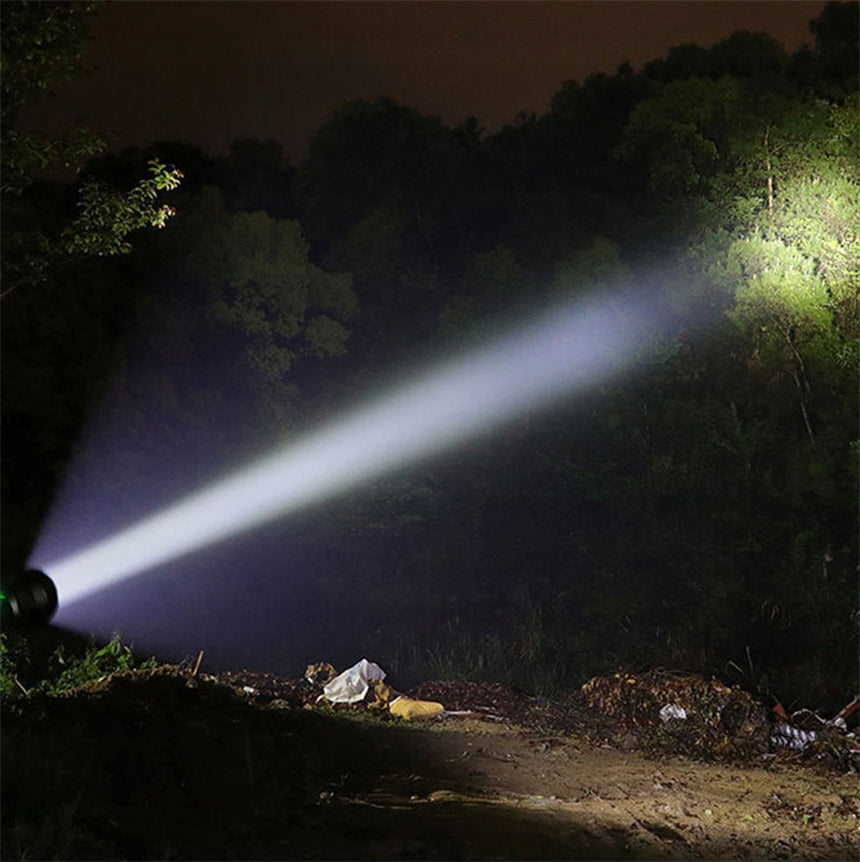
top-left (41, 288), bottom-right (663, 607)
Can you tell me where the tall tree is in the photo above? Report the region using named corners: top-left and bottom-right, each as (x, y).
top-left (1, 0), bottom-right (181, 564)
top-left (116, 185), bottom-right (356, 436)
top-left (298, 98), bottom-right (461, 361)
top-left (0, 0), bottom-right (183, 298)
top-left (790, 0), bottom-right (860, 98)
top-left (299, 97), bottom-right (457, 258)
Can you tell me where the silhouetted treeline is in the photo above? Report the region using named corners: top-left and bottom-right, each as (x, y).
top-left (3, 2), bottom-right (857, 706)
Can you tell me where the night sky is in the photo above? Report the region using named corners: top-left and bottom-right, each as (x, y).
top-left (21, 0), bottom-right (827, 160)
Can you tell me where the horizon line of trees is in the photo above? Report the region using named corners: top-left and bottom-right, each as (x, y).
top-left (2, 1), bottom-right (857, 706)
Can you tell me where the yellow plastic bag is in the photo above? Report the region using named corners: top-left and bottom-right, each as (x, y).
top-left (389, 695), bottom-right (444, 720)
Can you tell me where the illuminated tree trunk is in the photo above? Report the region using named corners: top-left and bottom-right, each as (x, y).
top-left (764, 126), bottom-right (774, 218)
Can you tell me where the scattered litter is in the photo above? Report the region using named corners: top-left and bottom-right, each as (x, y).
top-left (390, 695), bottom-right (444, 720)
top-left (304, 662), bottom-right (337, 686)
top-left (213, 666), bottom-right (858, 768)
top-left (659, 704), bottom-right (687, 722)
top-left (771, 722), bottom-right (817, 750)
top-left (304, 659), bottom-right (447, 720)
top-left (769, 696), bottom-right (859, 764)
top-left (438, 709), bottom-right (504, 721)
top-left (322, 658), bottom-right (386, 704)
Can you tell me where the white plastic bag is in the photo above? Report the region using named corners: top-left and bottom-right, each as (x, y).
top-left (322, 658), bottom-right (386, 704)
top-left (659, 703), bottom-right (687, 722)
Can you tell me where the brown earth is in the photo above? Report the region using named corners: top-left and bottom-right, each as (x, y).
top-left (293, 717), bottom-right (860, 860)
top-left (2, 666), bottom-right (857, 860)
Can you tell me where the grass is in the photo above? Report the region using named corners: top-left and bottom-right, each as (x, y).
top-left (0, 653), bottom-right (427, 861)
top-left (384, 609), bottom-right (576, 697)
top-left (0, 629), bottom-right (157, 698)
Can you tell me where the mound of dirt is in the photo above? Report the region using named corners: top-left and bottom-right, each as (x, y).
top-left (572, 669), bottom-right (772, 760)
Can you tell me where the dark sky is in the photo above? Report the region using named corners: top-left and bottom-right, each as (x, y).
top-left (23, 1), bottom-right (826, 161)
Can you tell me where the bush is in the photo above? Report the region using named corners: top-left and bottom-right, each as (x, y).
top-left (0, 631), bottom-right (156, 697)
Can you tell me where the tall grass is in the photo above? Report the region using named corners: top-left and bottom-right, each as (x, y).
top-left (383, 592), bottom-right (580, 696)
top-left (0, 631), bottom-right (156, 698)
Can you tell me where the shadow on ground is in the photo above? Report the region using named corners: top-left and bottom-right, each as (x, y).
top-left (3, 667), bottom-right (857, 860)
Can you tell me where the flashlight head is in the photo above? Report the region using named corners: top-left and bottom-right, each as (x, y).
top-left (1, 569), bottom-right (58, 626)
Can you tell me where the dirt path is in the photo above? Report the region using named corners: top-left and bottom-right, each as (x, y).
top-left (3, 668), bottom-right (857, 860)
top-left (268, 715), bottom-right (859, 860)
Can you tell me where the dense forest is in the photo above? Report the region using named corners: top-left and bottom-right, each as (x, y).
top-left (2, 2), bottom-right (857, 709)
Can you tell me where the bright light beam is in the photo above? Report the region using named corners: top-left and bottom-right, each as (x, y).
top-left (40, 287), bottom-right (665, 607)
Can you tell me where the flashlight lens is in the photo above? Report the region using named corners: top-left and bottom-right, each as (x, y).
top-left (1, 569), bottom-right (58, 625)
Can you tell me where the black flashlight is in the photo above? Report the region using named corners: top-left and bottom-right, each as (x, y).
top-left (1, 569), bottom-right (58, 625)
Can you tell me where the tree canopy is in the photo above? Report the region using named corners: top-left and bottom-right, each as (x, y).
top-left (0, 0), bottom-right (183, 299)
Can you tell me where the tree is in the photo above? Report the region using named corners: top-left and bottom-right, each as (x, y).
top-left (120, 186), bottom-right (356, 430)
top-left (790, 1), bottom-right (860, 98)
top-left (0, 1), bottom-right (183, 299)
top-left (2, 183), bottom-right (359, 558)
top-left (216, 137), bottom-right (295, 219)
top-left (0, 0), bottom-right (185, 564)
top-left (298, 98), bottom-right (463, 362)
top-left (548, 63), bottom-right (648, 200)
top-left (299, 97), bottom-right (457, 258)
top-left (0, 1), bottom-right (101, 172)
top-left (438, 243), bottom-right (531, 341)
top-left (618, 75), bottom-right (744, 203)
top-left (643, 31), bottom-right (788, 84)
top-left (556, 16), bottom-right (859, 699)
top-left (723, 100), bottom-right (859, 443)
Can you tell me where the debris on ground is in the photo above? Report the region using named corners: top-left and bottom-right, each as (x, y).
top-left (322, 658), bottom-right (388, 704)
top-left (570, 669), bottom-right (772, 760)
top-left (216, 659), bottom-right (446, 720)
top-left (769, 696), bottom-right (859, 771)
top-left (315, 658), bottom-right (445, 718)
top-left (6, 661), bottom-right (859, 862)
top-left (212, 668), bottom-right (317, 707)
top-left (389, 694), bottom-right (445, 719)
top-left (211, 663), bottom-right (858, 769)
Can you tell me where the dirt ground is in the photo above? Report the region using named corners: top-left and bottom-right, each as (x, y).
top-left (3, 666), bottom-right (858, 860)
top-left (291, 716), bottom-right (859, 860)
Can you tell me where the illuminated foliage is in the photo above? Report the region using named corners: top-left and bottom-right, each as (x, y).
top-left (114, 186), bottom-right (357, 432)
top-left (719, 98), bottom-right (859, 453)
top-left (180, 188), bottom-right (355, 371)
top-left (62, 160), bottom-right (183, 256)
top-left (0, 1), bottom-right (183, 298)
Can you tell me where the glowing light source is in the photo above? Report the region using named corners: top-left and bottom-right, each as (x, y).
top-left (0, 569), bottom-right (58, 625)
top-left (34, 287), bottom-right (666, 609)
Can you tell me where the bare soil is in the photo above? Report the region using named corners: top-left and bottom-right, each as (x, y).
top-left (303, 717), bottom-right (859, 860)
top-left (2, 666), bottom-right (857, 860)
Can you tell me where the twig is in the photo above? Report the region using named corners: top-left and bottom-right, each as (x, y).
top-left (192, 650), bottom-right (204, 677)
top-left (14, 676), bottom-right (29, 695)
